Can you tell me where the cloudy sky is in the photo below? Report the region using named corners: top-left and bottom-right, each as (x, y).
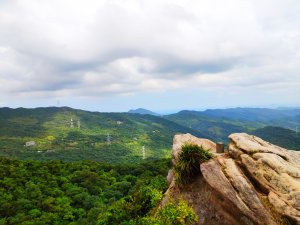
top-left (0, 0), bottom-right (299, 112)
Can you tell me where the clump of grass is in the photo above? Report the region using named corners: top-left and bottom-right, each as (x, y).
top-left (175, 144), bottom-right (213, 185)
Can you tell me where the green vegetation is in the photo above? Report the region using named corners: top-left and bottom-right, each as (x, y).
top-left (3, 107), bottom-right (298, 224)
top-left (135, 198), bottom-right (198, 225)
top-left (0, 156), bottom-right (198, 224)
top-left (164, 110), bottom-right (260, 143)
top-left (1, 107), bottom-right (298, 164)
top-left (0, 107), bottom-right (203, 224)
top-left (0, 157), bottom-right (172, 224)
top-left (252, 126), bottom-right (300, 150)
top-left (164, 109), bottom-right (300, 149)
top-left (0, 107), bottom-right (206, 163)
top-left (174, 144), bottom-right (213, 185)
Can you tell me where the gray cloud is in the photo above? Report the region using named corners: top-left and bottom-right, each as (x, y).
top-left (0, 0), bottom-right (299, 108)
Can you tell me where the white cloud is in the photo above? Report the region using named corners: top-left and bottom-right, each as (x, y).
top-left (0, 0), bottom-right (299, 108)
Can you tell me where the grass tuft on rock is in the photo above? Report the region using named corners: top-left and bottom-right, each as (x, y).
top-left (175, 144), bottom-right (213, 185)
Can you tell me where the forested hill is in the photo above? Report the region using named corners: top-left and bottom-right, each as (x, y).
top-left (1, 107), bottom-right (299, 163)
top-left (0, 107), bottom-right (207, 163)
top-left (252, 126), bottom-right (300, 150)
top-left (164, 108), bottom-right (300, 143)
top-left (164, 110), bottom-right (258, 142)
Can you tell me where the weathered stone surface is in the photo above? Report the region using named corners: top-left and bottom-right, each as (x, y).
top-left (164, 132), bottom-right (300, 225)
top-left (228, 133), bottom-right (300, 224)
top-left (228, 133), bottom-right (292, 160)
top-left (268, 191), bottom-right (300, 224)
top-left (201, 158), bottom-right (276, 225)
top-left (163, 172), bottom-right (237, 225)
top-left (166, 169), bottom-right (174, 185)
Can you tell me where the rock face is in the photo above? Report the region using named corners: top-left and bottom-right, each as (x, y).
top-left (165, 133), bottom-right (300, 225)
top-left (229, 133), bottom-right (300, 224)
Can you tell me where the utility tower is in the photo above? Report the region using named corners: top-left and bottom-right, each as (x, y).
top-left (142, 146), bottom-right (146, 159)
top-left (70, 118), bottom-right (74, 128)
top-left (107, 134), bottom-right (111, 144)
top-left (77, 119), bottom-right (80, 129)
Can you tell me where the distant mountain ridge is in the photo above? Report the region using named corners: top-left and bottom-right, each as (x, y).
top-left (164, 107), bottom-right (300, 144)
top-left (128, 108), bottom-right (160, 116)
top-left (201, 107), bottom-right (300, 122)
top-left (0, 106), bottom-right (299, 163)
top-left (252, 126), bottom-right (300, 150)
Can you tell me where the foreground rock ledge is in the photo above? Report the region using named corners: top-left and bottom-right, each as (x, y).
top-left (165, 133), bottom-right (300, 225)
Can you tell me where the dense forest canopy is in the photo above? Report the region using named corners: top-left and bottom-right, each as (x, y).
top-left (0, 157), bottom-right (172, 224)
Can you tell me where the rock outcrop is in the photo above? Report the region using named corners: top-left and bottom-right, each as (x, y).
top-left (172, 133), bottom-right (217, 165)
top-left (165, 133), bottom-right (300, 225)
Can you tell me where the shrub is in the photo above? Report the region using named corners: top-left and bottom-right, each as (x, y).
top-left (174, 144), bottom-right (213, 185)
top-left (133, 198), bottom-right (198, 225)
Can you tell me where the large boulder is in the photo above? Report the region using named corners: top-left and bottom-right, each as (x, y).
top-left (228, 133), bottom-right (300, 224)
top-left (165, 133), bottom-right (300, 225)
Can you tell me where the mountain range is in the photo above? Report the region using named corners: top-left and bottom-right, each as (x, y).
top-left (0, 106), bottom-right (299, 163)
top-left (0, 107), bottom-right (205, 163)
top-left (128, 108), bottom-right (160, 116)
top-left (164, 108), bottom-right (300, 143)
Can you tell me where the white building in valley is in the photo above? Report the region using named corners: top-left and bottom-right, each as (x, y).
top-left (25, 141), bottom-right (36, 147)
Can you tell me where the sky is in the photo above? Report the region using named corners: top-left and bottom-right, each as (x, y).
top-left (0, 0), bottom-right (300, 113)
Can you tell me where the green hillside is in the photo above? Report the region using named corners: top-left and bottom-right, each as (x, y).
top-left (164, 108), bottom-right (300, 144)
top-left (164, 110), bottom-right (260, 142)
top-left (252, 126), bottom-right (300, 150)
top-left (1, 107), bottom-right (298, 163)
top-left (0, 107), bottom-right (207, 163)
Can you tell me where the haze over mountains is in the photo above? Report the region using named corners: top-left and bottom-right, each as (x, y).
top-left (128, 108), bottom-right (160, 116)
